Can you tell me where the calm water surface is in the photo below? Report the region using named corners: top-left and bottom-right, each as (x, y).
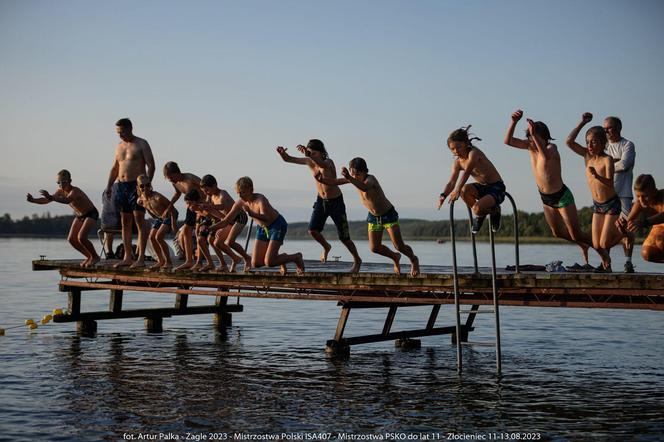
top-left (0, 238), bottom-right (663, 441)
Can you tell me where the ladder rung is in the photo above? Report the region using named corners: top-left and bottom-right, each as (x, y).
top-left (459, 309), bottom-right (495, 314)
top-left (461, 341), bottom-right (495, 347)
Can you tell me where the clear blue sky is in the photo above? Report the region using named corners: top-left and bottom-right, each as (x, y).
top-left (1, 0), bottom-right (663, 221)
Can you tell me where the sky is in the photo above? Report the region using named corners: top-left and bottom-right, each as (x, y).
top-left (1, 0), bottom-right (663, 222)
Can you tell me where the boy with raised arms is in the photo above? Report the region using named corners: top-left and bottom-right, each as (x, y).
top-left (316, 158), bottom-right (420, 277)
top-left (277, 139), bottom-right (362, 273)
top-left (566, 113), bottom-right (624, 272)
top-left (27, 169), bottom-right (100, 267)
top-left (504, 110), bottom-right (597, 266)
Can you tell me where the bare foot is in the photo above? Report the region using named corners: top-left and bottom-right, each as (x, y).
top-left (199, 263), bottom-right (214, 272)
top-left (80, 258), bottom-right (90, 268)
top-left (320, 244), bottom-right (331, 262)
top-left (392, 253), bottom-right (402, 275)
top-left (114, 258), bottom-right (133, 268)
top-left (160, 263), bottom-right (172, 272)
top-left (229, 257), bottom-right (241, 273)
top-left (410, 256), bottom-right (420, 277)
top-left (243, 257), bottom-right (252, 273)
top-left (129, 259), bottom-right (146, 269)
top-left (174, 261), bottom-right (194, 271)
top-left (349, 258), bottom-right (362, 273)
top-left (597, 248), bottom-right (611, 269)
top-left (280, 264), bottom-right (288, 275)
top-left (150, 262), bottom-right (163, 270)
top-left (295, 253), bottom-right (305, 276)
top-left (88, 256), bottom-right (100, 268)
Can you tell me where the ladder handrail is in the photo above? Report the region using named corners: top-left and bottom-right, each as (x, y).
top-left (448, 192), bottom-right (521, 373)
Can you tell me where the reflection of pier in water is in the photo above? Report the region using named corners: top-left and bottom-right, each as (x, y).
top-left (33, 258), bottom-right (664, 357)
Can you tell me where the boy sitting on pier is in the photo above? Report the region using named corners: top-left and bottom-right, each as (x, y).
top-left (566, 113), bottom-right (624, 272)
top-left (504, 110), bottom-right (597, 266)
top-left (438, 126), bottom-right (505, 233)
top-left (618, 174), bottom-right (664, 263)
top-left (26, 169), bottom-right (100, 267)
top-left (136, 174), bottom-right (178, 270)
top-left (162, 161), bottom-right (203, 270)
top-left (277, 140), bottom-right (362, 272)
top-left (198, 174), bottom-right (251, 272)
top-left (316, 158), bottom-right (420, 277)
top-left (207, 177), bottom-right (305, 275)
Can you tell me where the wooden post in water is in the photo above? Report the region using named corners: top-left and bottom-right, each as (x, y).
top-left (214, 290), bottom-right (232, 329)
top-left (145, 316), bottom-right (163, 333)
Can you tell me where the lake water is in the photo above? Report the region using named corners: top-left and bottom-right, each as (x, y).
top-left (0, 237), bottom-right (663, 441)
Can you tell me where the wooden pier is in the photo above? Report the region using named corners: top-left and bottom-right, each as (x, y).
top-left (33, 258), bottom-right (664, 353)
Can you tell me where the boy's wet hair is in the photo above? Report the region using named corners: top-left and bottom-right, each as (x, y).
top-left (585, 126), bottom-right (607, 146)
top-left (634, 174), bottom-right (656, 193)
top-left (201, 174), bottom-right (217, 187)
top-left (184, 189), bottom-right (201, 202)
top-left (447, 125), bottom-right (481, 147)
top-left (605, 116), bottom-right (622, 133)
top-left (307, 139), bottom-right (328, 160)
top-left (163, 161), bottom-right (181, 176)
top-left (526, 121), bottom-right (554, 142)
top-left (349, 157), bottom-right (368, 173)
top-left (57, 169), bottom-right (72, 181)
top-left (236, 176), bottom-right (253, 191)
top-left (115, 118), bottom-right (132, 130)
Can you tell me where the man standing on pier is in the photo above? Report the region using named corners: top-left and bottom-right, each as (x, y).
top-left (105, 118), bottom-right (155, 268)
top-left (604, 116), bottom-right (636, 272)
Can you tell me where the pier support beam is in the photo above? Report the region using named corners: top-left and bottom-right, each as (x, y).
top-left (76, 320), bottom-right (97, 337)
top-left (213, 293), bottom-right (232, 329)
top-left (145, 317), bottom-right (163, 333)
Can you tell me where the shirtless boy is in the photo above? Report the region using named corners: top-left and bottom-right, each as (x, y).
top-left (162, 161), bottom-right (204, 270)
top-left (316, 158), bottom-right (420, 277)
top-left (277, 139), bottom-right (362, 272)
top-left (566, 113), bottom-right (623, 272)
top-left (618, 174), bottom-right (664, 263)
top-left (438, 126), bottom-right (504, 233)
top-left (106, 118), bottom-right (155, 268)
top-left (504, 110), bottom-right (595, 265)
top-left (182, 190), bottom-right (217, 272)
top-left (136, 174), bottom-right (178, 270)
top-left (199, 174), bottom-right (251, 272)
top-left (27, 169), bottom-right (100, 267)
top-left (208, 177), bottom-right (304, 275)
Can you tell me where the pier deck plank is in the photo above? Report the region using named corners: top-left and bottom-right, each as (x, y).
top-left (32, 258), bottom-right (664, 310)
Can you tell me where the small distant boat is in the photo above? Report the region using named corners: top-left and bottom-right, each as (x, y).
top-left (436, 238), bottom-right (445, 244)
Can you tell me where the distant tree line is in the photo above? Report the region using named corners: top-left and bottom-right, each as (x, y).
top-left (2, 208), bottom-right (644, 241)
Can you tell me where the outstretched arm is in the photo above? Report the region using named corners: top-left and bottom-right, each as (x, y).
top-left (448, 153), bottom-right (478, 203)
top-left (276, 146), bottom-right (311, 166)
top-left (26, 192), bottom-right (52, 204)
top-left (314, 171), bottom-right (348, 186)
top-left (40, 189), bottom-right (71, 204)
top-left (162, 185), bottom-right (182, 218)
top-left (566, 112), bottom-right (592, 156)
top-left (504, 110), bottom-right (529, 149)
top-left (340, 167), bottom-right (370, 191)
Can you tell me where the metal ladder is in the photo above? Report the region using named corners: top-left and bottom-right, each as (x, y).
top-left (449, 193), bottom-right (520, 373)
